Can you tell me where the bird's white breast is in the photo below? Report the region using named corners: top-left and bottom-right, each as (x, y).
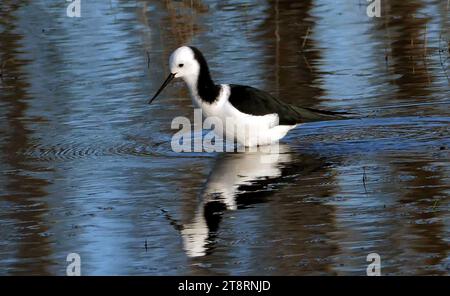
top-left (190, 84), bottom-right (295, 147)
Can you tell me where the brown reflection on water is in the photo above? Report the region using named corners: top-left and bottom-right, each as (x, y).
top-left (349, 0), bottom-right (450, 275)
top-left (260, 0), bottom-right (323, 105)
top-left (385, 0), bottom-right (433, 101)
top-left (162, 0), bottom-right (208, 45)
top-left (395, 159), bottom-right (448, 275)
top-left (0, 0), bottom-right (52, 275)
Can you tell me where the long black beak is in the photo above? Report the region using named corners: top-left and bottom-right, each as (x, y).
top-left (148, 73), bottom-right (176, 104)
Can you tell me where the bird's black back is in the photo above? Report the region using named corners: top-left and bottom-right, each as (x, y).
top-left (227, 84), bottom-right (348, 125)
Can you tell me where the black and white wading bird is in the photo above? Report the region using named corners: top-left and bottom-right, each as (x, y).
top-left (149, 46), bottom-right (351, 147)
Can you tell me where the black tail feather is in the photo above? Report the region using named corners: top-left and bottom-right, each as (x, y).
top-left (289, 105), bottom-right (356, 123)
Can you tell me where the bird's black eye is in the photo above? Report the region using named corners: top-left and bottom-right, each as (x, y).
top-left (178, 63), bottom-right (184, 68)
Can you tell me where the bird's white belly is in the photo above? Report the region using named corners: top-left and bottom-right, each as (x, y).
top-left (192, 85), bottom-right (296, 147)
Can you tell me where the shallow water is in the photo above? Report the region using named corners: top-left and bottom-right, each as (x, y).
top-left (0, 0), bottom-right (449, 275)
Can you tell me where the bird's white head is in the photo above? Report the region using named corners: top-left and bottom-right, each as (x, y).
top-left (169, 46), bottom-right (200, 84)
top-left (148, 46), bottom-right (216, 105)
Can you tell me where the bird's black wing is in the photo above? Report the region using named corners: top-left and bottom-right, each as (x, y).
top-left (227, 84), bottom-right (349, 125)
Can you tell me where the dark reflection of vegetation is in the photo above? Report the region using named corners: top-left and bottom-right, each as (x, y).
top-left (260, 0), bottom-right (324, 106)
top-left (368, 0), bottom-right (449, 274)
top-left (384, 0), bottom-right (432, 100)
top-left (0, 1), bottom-right (53, 275)
top-left (161, 0), bottom-right (209, 45)
top-left (150, 0), bottom-right (210, 55)
top-left (394, 162), bottom-right (448, 275)
top-left (374, 0), bottom-right (449, 100)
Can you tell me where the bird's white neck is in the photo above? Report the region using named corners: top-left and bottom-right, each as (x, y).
top-left (182, 73), bottom-right (200, 99)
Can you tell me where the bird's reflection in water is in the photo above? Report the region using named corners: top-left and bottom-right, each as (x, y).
top-left (178, 144), bottom-right (328, 258)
